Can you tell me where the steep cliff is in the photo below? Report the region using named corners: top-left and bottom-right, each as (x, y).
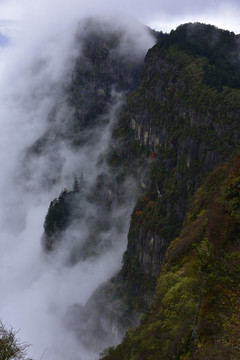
top-left (117, 23), bottom-right (240, 301)
top-left (101, 151), bottom-right (240, 360)
top-left (99, 23), bottom-right (240, 360)
top-left (38, 18), bottom-right (154, 254)
top-left (40, 22), bottom-right (240, 358)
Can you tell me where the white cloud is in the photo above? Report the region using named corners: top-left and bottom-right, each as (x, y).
top-left (1, 0), bottom-right (240, 33)
top-left (0, 7), bottom-right (153, 360)
top-left (148, 3), bottom-right (240, 33)
top-left (0, 0), bottom-right (23, 20)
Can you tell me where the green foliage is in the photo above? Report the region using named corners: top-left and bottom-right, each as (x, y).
top-left (158, 23), bottom-right (240, 90)
top-left (0, 322), bottom-right (32, 360)
top-left (121, 24), bottom-right (240, 297)
top-left (44, 189), bottom-right (71, 238)
top-left (101, 152), bottom-right (240, 360)
top-left (112, 24), bottom-right (240, 322)
top-left (222, 175), bottom-right (240, 217)
top-left (100, 23), bottom-right (240, 360)
top-left (193, 237), bottom-right (213, 273)
top-left (120, 254), bottom-right (157, 311)
top-left (101, 272), bottom-right (201, 360)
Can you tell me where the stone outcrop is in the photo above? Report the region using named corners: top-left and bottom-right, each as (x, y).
top-left (119, 24), bottom-right (240, 289)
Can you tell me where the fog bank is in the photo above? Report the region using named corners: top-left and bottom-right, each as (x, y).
top-left (0, 5), bottom-right (154, 360)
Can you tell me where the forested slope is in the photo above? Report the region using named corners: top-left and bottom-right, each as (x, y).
top-left (101, 151), bottom-right (240, 359)
top-left (114, 22), bottom-right (240, 309)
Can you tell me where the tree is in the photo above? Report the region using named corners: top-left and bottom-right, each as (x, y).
top-left (0, 322), bottom-right (32, 360)
top-left (73, 176), bottom-right (79, 193)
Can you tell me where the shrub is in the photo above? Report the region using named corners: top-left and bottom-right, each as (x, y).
top-left (0, 322), bottom-right (33, 360)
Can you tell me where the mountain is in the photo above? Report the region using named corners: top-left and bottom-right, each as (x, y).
top-left (101, 150), bottom-right (240, 360)
top-left (115, 21), bottom-right (240, 304)
top-left (32, 21), bottom-right (240, 358)
top-left (99, 22), bottom-right (240, 359)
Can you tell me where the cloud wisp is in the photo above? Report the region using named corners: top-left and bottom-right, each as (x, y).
top-left (1, 0), bottom-right (240, 33)
top-left (0, 8), bottom-right (154, 360)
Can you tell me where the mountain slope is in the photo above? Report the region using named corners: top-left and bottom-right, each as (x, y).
top-left (115, 23), bottom-right (240, 308)
top-left (40, 22), bottom-right (240, 358)
top-left (98, 23), bottom-right (240, 359)
top-left (100, 151), bottom-right (240, 360)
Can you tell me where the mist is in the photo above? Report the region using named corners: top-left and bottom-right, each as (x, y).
top-left (0, 4), bottom-right (154, 360)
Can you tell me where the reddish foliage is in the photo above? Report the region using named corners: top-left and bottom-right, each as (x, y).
top-left (147, 201), bottom-right (154, 208)
top-left (144, 195), bottom-right (150, 202)
top-left (149, 152), bottom-right (156, 159)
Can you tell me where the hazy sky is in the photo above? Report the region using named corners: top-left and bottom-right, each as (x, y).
top-left (0, 0), bottom-right (240, 33)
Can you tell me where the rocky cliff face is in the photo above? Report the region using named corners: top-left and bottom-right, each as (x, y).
top-left (101, 150), bottom-right (240, 360)
top-left (100, 23), bottom-right (240, 360)
top-left (118, 23), bottom-right (240, 291)
top-left (35, 18), bottom-right (154, 254)
top-left (39, 21), bottom-right (240, 359)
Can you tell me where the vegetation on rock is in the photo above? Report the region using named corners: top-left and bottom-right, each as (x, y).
top-left (100, 151), bottom-right (240, 360)
top-left (112, 22), bottom-right (240, 313)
